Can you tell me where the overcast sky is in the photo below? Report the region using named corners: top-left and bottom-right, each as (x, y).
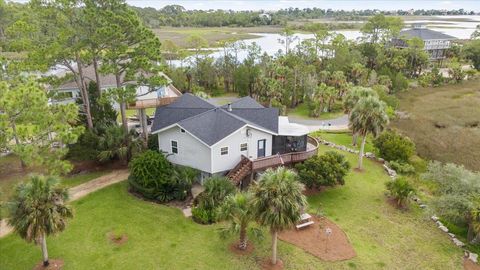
top-left (8, 0), bottom-right (480, 12)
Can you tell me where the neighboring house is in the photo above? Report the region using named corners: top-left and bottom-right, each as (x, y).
top-left (48, 65), bottom-right (180, 107)
top-left (151, 94), bottom-right (318, 186)
top-left (392, 23), bottom-right (456, 61)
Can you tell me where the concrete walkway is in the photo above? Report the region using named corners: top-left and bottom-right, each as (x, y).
top-left (0, 169), bottom-right (129, 238)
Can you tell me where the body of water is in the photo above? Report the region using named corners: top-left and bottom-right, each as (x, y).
top-left (172, 16), bottom-right (479, 67)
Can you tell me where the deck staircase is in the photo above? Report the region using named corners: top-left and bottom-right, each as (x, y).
top-left (226, 156), bottom-right (252, 185)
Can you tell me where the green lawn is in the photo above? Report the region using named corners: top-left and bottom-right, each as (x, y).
top-left (0, 144), bottom-right (464, 269)
top-left (288, 103), bottom-right (344, 120)
top-left (0, 154), bottom-right (110, 219)
top-left (307, 146), bottom-right (462, 269)
top-left (311, 130), bottom-right (376, 154)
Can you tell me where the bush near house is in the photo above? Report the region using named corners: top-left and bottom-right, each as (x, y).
top-left (388, 160), bottom-right (416, 175)
top-left (192, 176), bottom-right (236, 224)
top-left (296, 151), bottom-right (350, 189)
top-left (373, 130), bottom-right (415, 163)
top-left (129, 150), bottom-right (194, 202)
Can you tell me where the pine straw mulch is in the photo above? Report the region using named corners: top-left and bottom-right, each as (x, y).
top-left (278, 216), bottom-right (356, 262)
top-left (464, 258), bottom-right (480, 270)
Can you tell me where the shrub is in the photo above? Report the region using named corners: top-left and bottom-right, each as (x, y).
top-left (198, 176), bottom-right (236, 209)
top-left (67, 129), bottom-right (100, 161)
top-left (386, 177), bottom-right (416, 207)
top-left (373, 130), bottom-right (415, 163)
top-left (388, 161), bottom-right (415, 175)
top-left (296, 151), bottom-right (350, 189)
top-left (128, 150), bottom-right (178, 202)
top-left (191, 206), bottom-right (216, 224)
top-left (192, 176), bottom-right (236, 224)
top-left (147, 134), bottom-right (159, 152)
top-left (392, 72), bottom-right (409, 92)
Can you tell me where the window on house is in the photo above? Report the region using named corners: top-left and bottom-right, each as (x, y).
top-left (171, 141), bottom-right (178, 154)
top-left (240, 143), bottom-right (248, 151)
top-left (180, 128), bottom-right (185, 133)
top-left (221, 147), bottom-right (228, 155)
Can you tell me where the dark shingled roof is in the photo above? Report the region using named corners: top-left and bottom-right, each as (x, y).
top-left (152, 94), bottom-right (278, 146)
top-left (399, 28), bottom-right (456, 40)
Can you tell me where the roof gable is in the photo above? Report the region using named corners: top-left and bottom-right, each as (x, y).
top-left (152, 94), bottom-right (279, 146)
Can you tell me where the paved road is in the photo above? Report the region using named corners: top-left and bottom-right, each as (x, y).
top-left (288, 114), bottom-right (349, 131)
top-left (0, 169), bottom-right (129, 238)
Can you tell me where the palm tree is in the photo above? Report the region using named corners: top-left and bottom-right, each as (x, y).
top-left (349, 96), bottom-right (389, 170)
top-left (97, 125), bottom-right (142, 163)
top-left (467, 196), bottom-right (480, 244)
top-left (251, 167), bottom-right (307, 266)
top-left (218, 192), bottom-right (260, 250)
top-left (343, 87), bottom-right (378, 146)
top-left (8, 175), bottom-right (73, 267)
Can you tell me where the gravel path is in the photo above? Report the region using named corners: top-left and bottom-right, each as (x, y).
top-left (0, 169), bottom-right (129, 238)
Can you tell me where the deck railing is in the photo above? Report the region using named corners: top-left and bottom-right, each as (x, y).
top-left (127, 97), bottom-right (179, 109)
top-left (251, 136), bottom-right (319, 171)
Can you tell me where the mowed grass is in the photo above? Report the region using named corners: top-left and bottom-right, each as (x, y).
top-left (307, 146), bottom-right (463, 269)
top-left (0, 144), bottom-right (464, 270)
top-left (312, 130), bottom-right (375, 153)
top-left (392, 78), bottom-right (480, 171)
top-left (0, 154), bottom-right (110, 218)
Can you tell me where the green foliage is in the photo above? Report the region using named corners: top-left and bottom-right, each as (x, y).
top-left (391, 72), bottom-right (409, 92)
top-left (97, 125), bottom-right (142, 163)
top-left (197, 176), bottom-right (236, 210)
top-left (192, 176), bottom-right (236, 224)
top-left (464, 40), bottom-right (480, 71)
top-left (388, 161), bottom-right (415, 175)
top-left (361, 14), bottom-right (403, 44)
top-left (8, 175), bottom-right (73, 242)
top-left (296, 151), bottom-right (350, 188)
top-left (252, 167), bottom-right (307, 232)
top-left (128, 150), bottom-right (178, 202)
top-left (373, 130), bottom-right (416, 163)
top-left (385, 177), bottom-right (416, 207)
top-left (191, 206), bottom-right (216, 224)
top-left (0, 76), bottom-right (84, 175)
top-left (422, 161), bottom-right (480, 242)
top-left (147, 134), bottom-right (159, 152)
top-left (448, 60), bottom-right (466, 83)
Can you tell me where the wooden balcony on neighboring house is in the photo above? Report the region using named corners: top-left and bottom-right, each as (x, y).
top-left (127, 85), bottom-right (182, 110)
top-left (227, 136), bottom-right (319, 186)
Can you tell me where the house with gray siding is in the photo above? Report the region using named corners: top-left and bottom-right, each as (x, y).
top-left (392, 23), bottom-right (456, 62)
top-left (151, 94), bottom-right (319, 186)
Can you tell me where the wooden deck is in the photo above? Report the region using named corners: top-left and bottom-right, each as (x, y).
top-left (227, 136), bottom-right (319, 185)
top-left (251, 136), bottom-right (319, 171)
top-left (127, 96), bottom-right (179, 109)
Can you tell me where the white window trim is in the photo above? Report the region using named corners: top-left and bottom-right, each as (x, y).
top-left (171, 140), bottom-right (178, 154)
top-left (240, 143), bottom-right (248, 151)
top-left (220, 146), bottom-right (229, 155)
